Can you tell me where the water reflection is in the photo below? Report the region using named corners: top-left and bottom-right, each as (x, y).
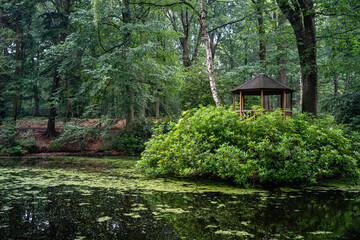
top-left (0, 158), bottom-right (360, 239)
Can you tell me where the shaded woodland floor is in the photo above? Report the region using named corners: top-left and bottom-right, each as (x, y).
top-left (16, 118), bottom-right (127, 156)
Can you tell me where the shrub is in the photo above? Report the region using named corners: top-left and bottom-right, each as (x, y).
top-left (105, 118), bottom-right (155, 155)
top-left (52, 122), bottom-right (100, 151)
top-left (0, 123), bottom-right (38, 155)
top-left (137, 106), bottom-right (360, 186)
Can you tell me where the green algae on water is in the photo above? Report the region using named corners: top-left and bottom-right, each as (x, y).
top-left (97, 216), bottom-right (112, 222)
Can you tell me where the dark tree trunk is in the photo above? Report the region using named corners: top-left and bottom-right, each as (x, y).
top-left (140, 72), bottom-right (146, 118)
top-left (12, 11), bottom-right (21, 122)
top-left (44, 70), bottom-right (60, 137)
top-left (167, 9), bottom-right (201, 68)
top-left (122, 0), bottom-right (133, 129)
top-left (33, 83), bottom-right (40, 116)
top-left (156, 86), bottom-right (160, 119)
top-left (275, 13), bottom-right (288, 107)
top-left (253, 0), bottom-right (268, 109)
top-left (334, 73), bottom-right (338, 96)
top-left (253, 0), bottom-right (266, 67)
top-left (1, 28), bottom-right (10, 120)
top-left (44, 0), bottom-right (71, 136)
top-left (345, 72), bottom-right (349, 92)
top-left (276, 0), bottom-right (318, 117)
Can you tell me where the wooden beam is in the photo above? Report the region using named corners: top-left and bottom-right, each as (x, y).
top-left (241, 92), bottom-right (244, 112)
top-left (290, 92), bottom-right (293, 111)
top-left (232, 93), bottom-right (235, 111)
top-left (282, 91), bottom-right (286, 110)
top-left (239, 91), bottom-right (242, 115)
top-left (282, 91), bottom-right (286, 120)
top-left (261, 90), bottom-right (264, 109)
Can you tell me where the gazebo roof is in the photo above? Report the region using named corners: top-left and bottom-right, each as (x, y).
top-left (230, 73), bottom-right (295, 95)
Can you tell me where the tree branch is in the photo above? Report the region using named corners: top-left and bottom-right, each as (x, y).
top-left (208, 16), bottom-right (247, 33)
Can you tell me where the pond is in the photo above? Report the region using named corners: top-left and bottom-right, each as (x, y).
top-left (0, 157), bottom-right (360, 239)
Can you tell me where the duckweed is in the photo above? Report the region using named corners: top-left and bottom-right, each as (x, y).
top-left (0, 156), bottom-right (360, 239)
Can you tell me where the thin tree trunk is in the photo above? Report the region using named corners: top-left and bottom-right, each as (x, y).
top-left (345, 72), bottom-right (349, 92)
top-left (298, 70), bottom-right (302, 110)
top-left (66, 78), bottom-right (72, 118)
top-left (334, 73), bottom-right (338, 96)
top-left (140, 72), bottom-right (146, 118)
top-left (33, 83), bottom-right (40, 116)
top-left (156, 85), bottom-right (160, 119)
top-left (1, 45), bottom-right (9, 120)
top-left (12, 11), bottom-right (21, 122)
top-left (200, 0), bottom-right (222, 107)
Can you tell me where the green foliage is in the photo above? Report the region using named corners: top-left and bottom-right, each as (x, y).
top-left (52, 122), bottom-right (100, 151)
top-left (138, 106), bottom-right (359, 186)
top-left (0, 124), bottom-right (23, 156)
top-left (0, 123), bottom-right (38, 155)
top-left (105, 118), bottom-right (154, 155)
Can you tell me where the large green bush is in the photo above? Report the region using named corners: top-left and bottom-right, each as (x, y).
top-left (137, 106), bottom-right (360, 186)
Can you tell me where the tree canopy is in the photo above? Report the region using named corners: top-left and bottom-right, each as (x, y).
top-left (0, 0), bottom-right (359, 130)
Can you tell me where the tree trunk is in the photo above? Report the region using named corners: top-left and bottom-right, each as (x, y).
top-left (156, 85), bottom-right (160, 118)
top-left (33, 83), bottom-right (40, 116)
top-left (44, 70), bottom-right (60, 137)
top-left (298, 70), bottom-right (302, 109)
top-left (12, 11), bottom-right (21, 122)
top-left (200, 0), bottom-right (222, 107)
top-left (275, 13), bottom-right (287, 107)
top-left (44, 0), bottom-right (72, 136)
top-left (140, 72), bottom-right (146, 118)
top-left (276, 0), bottom-right (318, 117)
top-left (253, 0), bottom-right (266, 67)
top-left (1, 45), bottom-right (9, 120)
top-left (334, 73), bottom-right (338, 96)
top-left (345, 72), bottom-right (349, 92)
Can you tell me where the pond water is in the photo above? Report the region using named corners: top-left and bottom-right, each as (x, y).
top-left (0, 157), bottom-right (360, 239)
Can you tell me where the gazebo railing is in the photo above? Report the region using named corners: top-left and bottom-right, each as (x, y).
top-left (236, 110), bottom-right (292, 119)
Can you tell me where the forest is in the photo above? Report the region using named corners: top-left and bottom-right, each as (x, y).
top-left (2, 1), bottom-right (360, 238)
top-left (0, 0), bottom-right (359, 156)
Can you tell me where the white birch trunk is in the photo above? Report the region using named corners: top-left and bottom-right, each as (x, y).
top-left (298, 70), bottom-right (303, 109)
top-left (200, 0), bottom-right (222, 107)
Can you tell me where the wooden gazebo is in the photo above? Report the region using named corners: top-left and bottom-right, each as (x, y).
top-left (230, 73), bottom-right (295, 118)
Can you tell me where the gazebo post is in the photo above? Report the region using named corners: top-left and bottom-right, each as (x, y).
top-left (290, 92), bottom-right (293, 116)
top-left (282, 91), bottom-right (286, 119)
top-left (239, 91), bottom-right (243, 116)
top-left (241, 93), bottom-right (244, 112)
top-left (232, 93), bottom-right (235, 111)
top-left (261, 90), bottom-right (264, 110)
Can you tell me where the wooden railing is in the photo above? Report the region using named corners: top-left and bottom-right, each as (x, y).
top-left (236, 110), bottom-right (292, 119)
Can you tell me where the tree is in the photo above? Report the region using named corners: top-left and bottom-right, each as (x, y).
top-left (276, 0), bottom-right (318, 116)
top-left (200, 0), bottom-right (221, 107)
top-left (41, 0), bottom-right (71, 137)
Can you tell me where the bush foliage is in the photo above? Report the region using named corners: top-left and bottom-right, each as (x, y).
top-left (137, 106), bottom-right (360, 186)
top-left (106, 118), bottom-right (154, 155)
top-left (0, 123), bottom-right (38, 155)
